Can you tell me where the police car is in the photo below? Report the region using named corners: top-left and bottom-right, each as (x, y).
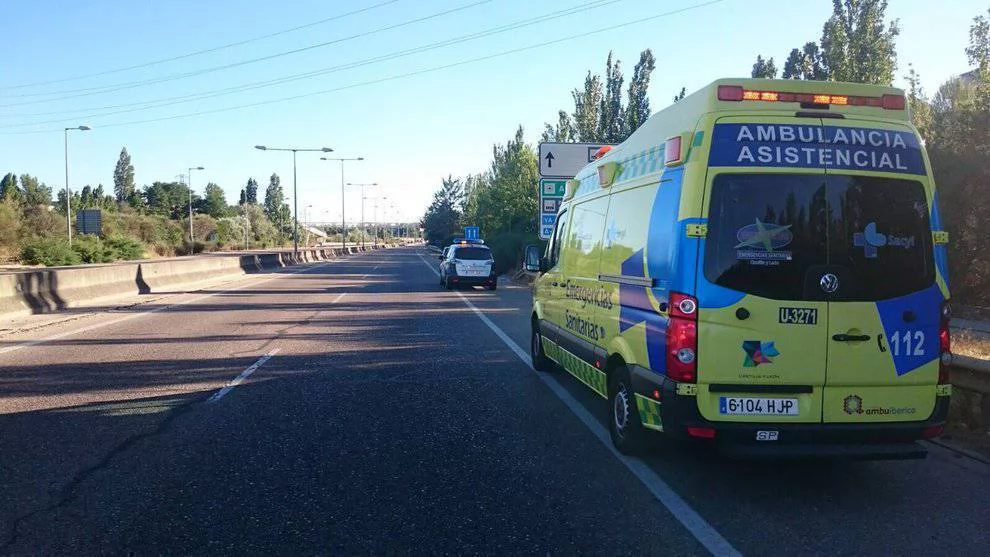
top-left (439, 240), bottom-right (497, 290)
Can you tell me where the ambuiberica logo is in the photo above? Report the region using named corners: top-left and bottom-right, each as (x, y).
top-left (843, 395), bottom-right (916, 416)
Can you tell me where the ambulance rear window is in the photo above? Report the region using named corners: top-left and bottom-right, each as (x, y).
top-left (704, 174), bottom-right (825, 301)
top-left (705, 173), bottom-right (934, 301)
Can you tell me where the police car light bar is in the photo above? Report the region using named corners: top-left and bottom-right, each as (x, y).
top-left (717, 85), bottom-right (905, 110)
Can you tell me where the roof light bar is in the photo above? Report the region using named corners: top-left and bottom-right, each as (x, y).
top-left (717, 85), bottom-right (904, 110)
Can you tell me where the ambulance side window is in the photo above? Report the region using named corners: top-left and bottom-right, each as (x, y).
top-left (549, 211), bottom-right (569, 269)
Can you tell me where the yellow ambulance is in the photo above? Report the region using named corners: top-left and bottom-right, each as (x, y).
top-left (525, 78), bottom-right (952, 459)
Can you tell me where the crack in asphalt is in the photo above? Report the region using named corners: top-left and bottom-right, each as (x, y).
top-left (1, 394), bottom-right (204, 551)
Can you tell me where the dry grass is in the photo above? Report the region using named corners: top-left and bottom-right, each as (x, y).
top-left (952, 321), bottom-right (990, 360)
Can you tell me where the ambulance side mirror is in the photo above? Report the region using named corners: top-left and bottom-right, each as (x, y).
top-left (524, 245), bottom-right (543, 273)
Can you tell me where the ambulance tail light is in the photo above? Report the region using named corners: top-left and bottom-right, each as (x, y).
top-left (938, 301), bottom-right (951, 385)
top-left (717, 85), bottom-right (906, 110)
top-left (882, 94), bottom-right (906, 110)
top-left (667, 292), bottom-right (698, 383)
top-left (717, 85), bottom-right (744, 101)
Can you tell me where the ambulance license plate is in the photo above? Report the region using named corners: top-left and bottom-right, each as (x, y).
top-left (719, 397), bottom-right (798, 416)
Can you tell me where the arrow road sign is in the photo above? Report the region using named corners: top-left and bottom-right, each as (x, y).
top-left (538, 142), bottom-right (611, 178)
top-left (537, 143), bottom-right (613, 240)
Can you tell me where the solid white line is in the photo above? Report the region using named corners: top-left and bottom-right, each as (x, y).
top-left (0, 262), bottom-right (334, 357)
top-left (415, 253), bottom-right (739, 557)
top-left (207, 349), bottom-right (281, 403)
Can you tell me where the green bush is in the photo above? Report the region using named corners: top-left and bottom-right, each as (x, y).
top-left (484, 232), bottom-right (543, 275)
top-left (20, 238), bottom-right (82, 266)
top-left (104, 234), bottom-right (145, 260)
top-left (71, 235), bottom-right (113, 263)
top-left (175, 241), bottom-right (207, 256)
top-left (67, 234), bottom-right (145, 263)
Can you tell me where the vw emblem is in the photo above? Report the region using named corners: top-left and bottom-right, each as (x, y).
top-left (820, 273), bottom-right (839, 293)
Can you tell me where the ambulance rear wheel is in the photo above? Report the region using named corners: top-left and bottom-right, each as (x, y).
top-left (608, 365), bottom-right (647, 455)
top-left (530, 320), bottom-right (552, 372)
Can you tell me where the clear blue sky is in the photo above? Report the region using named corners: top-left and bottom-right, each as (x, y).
top-left (0, 0), bottom-right (982, 225)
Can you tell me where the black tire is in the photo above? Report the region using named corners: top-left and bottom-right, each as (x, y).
top-left (608, 364), bottom-right (648, 455)
top-left (530, 319), bottom-right (553, 372)
top-left (445, 277), bottom-right (454, 290)
top-left (486, 282), bottom-right (497, 291)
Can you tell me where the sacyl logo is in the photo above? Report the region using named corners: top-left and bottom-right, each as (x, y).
top-left (853, 222), bottom-right (915, 258)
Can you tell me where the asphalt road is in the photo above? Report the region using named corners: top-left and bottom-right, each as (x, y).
top-left (1, 247), bottom-right (987, 555)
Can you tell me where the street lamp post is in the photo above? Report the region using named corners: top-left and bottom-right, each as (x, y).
top-left (63, 125), bottom-right (91, 246)
top-left (255, 145), bottom-right (333, 255)
top-left (187, 166), bottom-right (204, 248)
top-left (347, 182), bottom-right (378, 249)
top-left (321, 157), bottom-right (364, 251)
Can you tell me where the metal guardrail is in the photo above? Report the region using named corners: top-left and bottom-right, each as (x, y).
top-left (950, 355), bottom-right (990, 395)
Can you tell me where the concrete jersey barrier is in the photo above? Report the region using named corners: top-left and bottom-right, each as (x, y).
top-left (0, 244), bottom-right (398, 319)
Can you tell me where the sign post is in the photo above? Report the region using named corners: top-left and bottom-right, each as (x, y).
top-left (537, 142), bottom-right (612, 240)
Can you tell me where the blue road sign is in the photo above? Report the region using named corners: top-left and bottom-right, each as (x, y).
top-left (464, 226), bottom-right (480, 240)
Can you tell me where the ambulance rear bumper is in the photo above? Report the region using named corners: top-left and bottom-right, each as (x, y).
top-left (629, 364), bottom-right (949, 460)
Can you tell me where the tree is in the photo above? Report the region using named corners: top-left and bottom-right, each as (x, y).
top-left (782, 43), bottom-right (828, 79)
top-left (749, 1), bottom-right (898, 85)
top-left (598, 51), bottom-right (625, 143)
top-left (113, 147), bottom-right (135, 203)
top-left (541, 110), bottom-right (576, 143)
top-left (751, 55), bottom-right (778, 78)
top-left (239, 189), bottom-right (247, 205)
top-left (924, 10), bottom-right (990, 306)
top-left (572, 72), bottom-right (603, 142)
top-left (201, 182), bottom-right (229, 218)
top-left (472, 127), bottom-right (539, 236)
top-left (144, 181), bottom-right (193, 220)
top-left (0, 173), bottom-right (17, 201)
top-left (263, 173), bottom-right (285, 224)
top-left (245, 178), bottom-right (259, 204)
top-left (820, 0), bottom-right (900, 84)
top-left (625, 49), bottom-right (656, 135)
top-left (421, 175), bottom-right (464, 245)
top-left (80, 185), bottom-right (94, 208)
top-left (905, 64), bottom-right (932, 140)
top-left (673, 87), bottom-right (687, 102)
top-left (965, 8), bottom-right (990, 117)
top-left (54, 188), bottom-right (81, 217)
top-left (18, 174), bottom-right (52, 207)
